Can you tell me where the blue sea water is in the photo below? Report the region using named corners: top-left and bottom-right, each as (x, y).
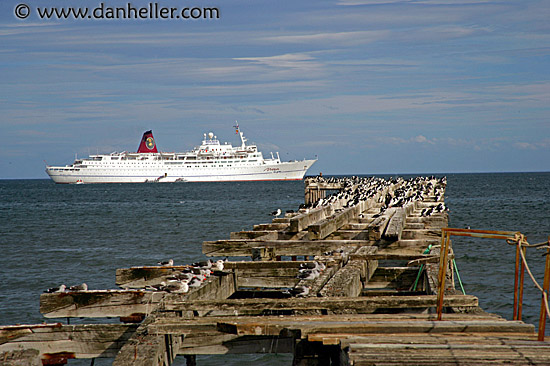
top-left (1, 173), bottom-right (549, 365)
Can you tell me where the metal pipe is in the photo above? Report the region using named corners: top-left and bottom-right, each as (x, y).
top-left (518, 245), bottom-right (526, 321)
top-left (437, 233), bottom-right (450, 321)
top-left (513, 242), bottom-right (520, 320)
top-left (538, 239), bottom-right (550, 341)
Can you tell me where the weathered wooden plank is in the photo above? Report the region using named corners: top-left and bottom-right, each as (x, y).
top-left (319, 247), bottom-right (377, 298)
top-left (0, 349), bottom-right (40, 366)
top-left (288, 206), bottom-right (334, 233)
top-left (230, 231), bottom-right (279, 240)
top-left (364, 267), bottom-right (422, 292)
top-left (229, 260), bottom-right (338, 287)
top-left (383, 205), bottom-right (411, 241)
top-left (313, 330), bottom-right (539, 346)
top-left (237, 276), bottom-right (299, 288)
top-left (116, 266), bottom-right (191, 288)
top-left (401, 229), bottom-right (442, 240)
top-left (0, 324), bottom-right (138, 359)
top-left (40, 290), bottom-right (159, 318)
top-left (354, 246), bottom-right (378, 281)
top-left (347, 339), bottom-right (550, 366)
top-left (216, 319), bottom-right (535, 337)
top-left (366, 210), bottom-right (395, 240)
top-left (326, 230), bottom-right (370, 240)
top-left (294, 259), bottom-right (345, 297)
top-left (113, 316), bottom-right (179, 366)
top-left (179, 336), bottom-right (295, 355)
top-left (308, 205), bottom-right (360, 240)
top-left (203, 240), bottom-right (377, 257)
top-left (166, 271), bottom-right (236, 303)
top-left (253, 223), bottom-right (289, 231)
top-left (151, 312), bottom-right (508, 329)
top-left (163, 295), bottom-right (479, 314)
top-left (225, 261), bottom-right (311, 269)
top-left (41, 273), bottom-right (236, 318)
top-left (350, 252), bottom-right (431, 261)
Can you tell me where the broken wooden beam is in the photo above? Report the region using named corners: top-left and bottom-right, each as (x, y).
top-left (112, 315), bottom-right (181, 366)
top-left (41, 273), bottom-right (236, 318)
top-left (0, 323), bottom-right (138, 360)
top-left (40, 290), bottom-right (159, 318)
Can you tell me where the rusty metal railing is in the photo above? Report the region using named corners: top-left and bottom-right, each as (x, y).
top-left (436, 228), bottom-right (550, 341)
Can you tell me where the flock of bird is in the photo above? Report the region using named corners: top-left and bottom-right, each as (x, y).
top-left (296, 261), bottom-right (326, 281)
top-left (45, 175), bottom-right (447, 298)
top-left (43, 259), bottom-right (226, 295)
top-left (299, 176), bottom-right (448, 218)
top-left (144, 258), bottom-right (227, 293)
top-left (44, 283), bottom-right (88, 293)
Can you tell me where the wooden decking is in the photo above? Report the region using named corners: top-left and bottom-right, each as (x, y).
top-left (2, 176), bottom-right (549, 365)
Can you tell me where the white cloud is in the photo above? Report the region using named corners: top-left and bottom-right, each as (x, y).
top-left (514, 140), bottom-right (550, 150)
top-left (235, 53), bottom-right (319, 69)
top-left (263, 30), bottom-right (390, 46)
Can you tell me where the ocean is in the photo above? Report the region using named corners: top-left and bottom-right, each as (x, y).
top-left (1, 172), bottom-right (549, 365)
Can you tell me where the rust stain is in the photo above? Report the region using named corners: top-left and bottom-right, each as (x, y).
top-left (41, 352), bottom-right (75, 365)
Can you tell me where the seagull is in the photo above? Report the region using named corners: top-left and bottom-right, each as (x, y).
top-left (297, 269), bottom-right (320, 280)
top-left (192, 259), bottom-right (212, 269)
top-left (188, 276), bottom-right (203, 288)
top-left (68, 283), bottom-right (88, 292)
top-left (163, 280), bottom-right (189, 293)
top-left (44, 284), bottom-right (66, 293)
top-left (158, 259), bottom-right (174, 266)
top-left (289, 286), bottom-right (310, 297)
top-left (214, 259), bottom-right (225, 271)
top-left (270, 208), bottom-right (281, 217)
top-left (179, 280), bottom-right (189, 293)
top-left (299, 261), bottom-right (325, 272)
top-left (167, 272), bottom-right (193, 282)
top-left (146, 281), bottom-right (166, 291)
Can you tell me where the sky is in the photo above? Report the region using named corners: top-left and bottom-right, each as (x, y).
top-left (0, 0), bottom-right (549, 179)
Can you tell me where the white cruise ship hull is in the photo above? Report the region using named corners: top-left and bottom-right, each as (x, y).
top-left (46, 159), bottom-right (316, 184)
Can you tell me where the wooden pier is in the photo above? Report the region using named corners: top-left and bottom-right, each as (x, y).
top-left (2, 176), bottom-right (550, 365)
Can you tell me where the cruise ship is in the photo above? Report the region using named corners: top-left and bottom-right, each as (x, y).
top-left (45, 124), bottom-right (317, 183)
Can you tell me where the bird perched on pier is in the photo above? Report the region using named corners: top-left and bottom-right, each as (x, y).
top-left (288, 285), bottom-right (310, 297)
top-left (68, 283), bottom-right (88, 292)
top-left (297, 268), bottom-right (321, 280)
top-left (434, 203), bottom-right (448, 213)
top-left (299, 261), bottom-right (326, 272)
top-left (145, 281), bottom-right (166, 291)
top-left (192, 259), bottom-right (212, 269)
top-left (163, 280), bottom-right (189, 293)
top-left (167, 272), bottom-right (193, 282)
top-left (270, 208), bottom-right (281, 217)
top-left (421, 207), bottom-right (433, 217)
top-left (158, 259), bottom-right (174, 266)
top-left (188, 276), bottom-right (203, 288)
top-left (44, 284), bottom-right (66, 293)
top-left (214, 259), bottom-right (225, 271)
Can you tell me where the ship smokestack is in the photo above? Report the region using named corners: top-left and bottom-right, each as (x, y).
top-left (137, 130), bottom-right (158, 153)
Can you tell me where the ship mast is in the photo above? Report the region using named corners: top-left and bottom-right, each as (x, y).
top-left (234, 121), bottom-right (247, 148)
